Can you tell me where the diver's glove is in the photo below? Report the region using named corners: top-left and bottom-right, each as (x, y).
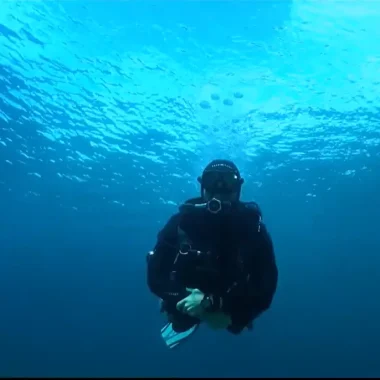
top-left (176, 288), bottom-right (221, 316)
top-left (176, 288), bottom-right (232, 329)
top-left (160, 298), bottom-right (199, 332)
top-left (176, 288), bottom-right (206, 318)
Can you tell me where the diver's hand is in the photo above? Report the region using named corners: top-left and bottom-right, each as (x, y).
top-left (202, 311), bottom-right (232, 330)
top-left (176, 288), bottom-right (205, 318)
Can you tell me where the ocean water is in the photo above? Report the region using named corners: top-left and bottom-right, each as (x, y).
top-left (0, 0), bottom-right (379, 377)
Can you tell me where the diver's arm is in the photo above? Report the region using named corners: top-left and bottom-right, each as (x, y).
top-left (227, 223), bottom-right (278, 333)
top-left (206, 223), bottom-right (278, 334)
top-left (146, 214), bottom-right (187, 303)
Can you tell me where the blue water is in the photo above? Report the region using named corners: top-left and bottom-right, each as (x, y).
top-left (1, 0), bottom-right (380, 377)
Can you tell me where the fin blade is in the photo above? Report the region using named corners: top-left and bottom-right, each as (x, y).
top-left (161, 322), bottom-right (198, 349)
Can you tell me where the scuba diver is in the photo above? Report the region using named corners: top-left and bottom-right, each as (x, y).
top-left (146, 159), bottom-right (278, 349)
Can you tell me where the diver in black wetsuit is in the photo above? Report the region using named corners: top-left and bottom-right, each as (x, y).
top-left (147, 159), bottom-right (278, 347)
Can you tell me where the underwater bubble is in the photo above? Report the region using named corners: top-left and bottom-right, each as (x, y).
top-left (199, 100), bottom-right (211, 109)
top-left (233, 92), bottom-right (243, 99)
top-left (211, 93), bottom-right (220, 101)
top-left (223, 98), bottom-right (233, 106)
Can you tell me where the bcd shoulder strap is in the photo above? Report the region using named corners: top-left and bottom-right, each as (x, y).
top-left (239, 201), bottom-right (263, 233)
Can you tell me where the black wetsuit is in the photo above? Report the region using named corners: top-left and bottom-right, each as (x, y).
top-left (147, 198), bottom-right (278, 334)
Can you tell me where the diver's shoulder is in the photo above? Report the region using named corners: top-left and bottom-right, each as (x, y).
top-left (158, 211), bottom-right (181, 238)
top-left (237, 201), bottom-right (263, 232)
top-left (238, 200), bottom-right (262, 217)
top-left (165, 211), bottom-right (182, 226)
